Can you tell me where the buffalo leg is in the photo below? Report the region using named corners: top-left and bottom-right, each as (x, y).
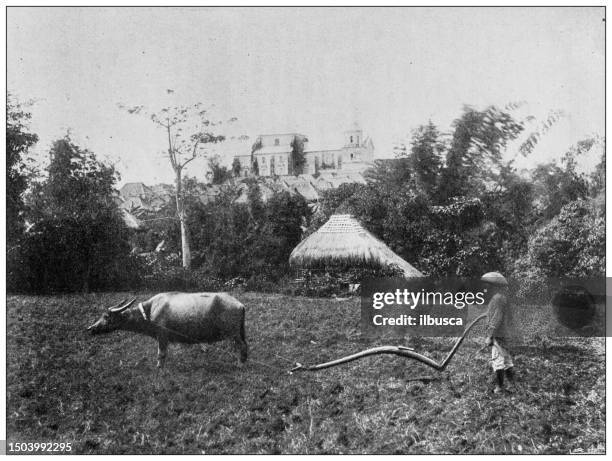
top-left (234, 336), bottom-right (248, 363)
top-left (157, 336), bottom-right (168, 368)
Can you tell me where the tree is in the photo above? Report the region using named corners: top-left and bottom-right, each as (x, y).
top-left (22, 137), bottom-right (132, 292)
top-left (7, 96), bottom-right (38, 249)
top-left (290, 135), bottom-right (307, 175)
top-left (590, 149), bottom-right (605, 196)
top-left (208, 155), bottom-right (232, 184)
top-left (364, 158), bottom-right (410, 187)
top-left (264, 191), bottom-right (310, 257)
top-left (438, 105), bottom-right (524, 201)
top-left (251, 137), bottom-right (262, 176)
top-left (531, 141), bottom-right (591, 222)
top-left (408, 121), bottom-right (444, 195)
top-left (121, 99), bottom-right (232, 269)
top-left (515, 198), bottom-right (604, 280)
top-left (516, 109), bottom-right (565, 158)
top-left (232, 157), bottom-right (242, 177)
top-left (372, 123), bottom-right (443, 194)
top-left (246, 182), bottom-right (265, 223)
top-left (315, 105), bottom-right (592, 278)
top-left (482, 165), bottom-right (535, 267)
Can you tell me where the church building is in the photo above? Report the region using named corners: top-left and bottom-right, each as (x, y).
top-left (233, 123), bottom-right (374, 177)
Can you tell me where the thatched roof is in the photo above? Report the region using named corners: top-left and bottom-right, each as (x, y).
top-left (289, 214), bottom-right (424, 277)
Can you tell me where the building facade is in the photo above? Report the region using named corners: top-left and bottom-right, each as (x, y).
top-left (234, 124), bottom-right (374, 177)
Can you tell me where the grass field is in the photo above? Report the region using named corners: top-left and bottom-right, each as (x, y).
top-left (7, 291), bottom-right (605, 454)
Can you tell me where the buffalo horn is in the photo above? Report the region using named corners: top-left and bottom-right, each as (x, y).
top-left (108, 297), bottom-right (137, 313)
top-left (107, 298), bottom-right (127, 311)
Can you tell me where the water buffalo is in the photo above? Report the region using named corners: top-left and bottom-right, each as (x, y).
top-left (87, 292), bottom-right (248, 368)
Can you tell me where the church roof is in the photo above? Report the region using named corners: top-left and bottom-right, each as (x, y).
top-left (254, 146), bottom-right (292, 155)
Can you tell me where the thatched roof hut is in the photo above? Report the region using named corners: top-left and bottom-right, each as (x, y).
top-left (289, 214), bottom-right (424, 277)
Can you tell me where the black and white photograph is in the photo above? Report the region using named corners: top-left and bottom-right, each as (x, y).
top-left (5, 5), bottom-right (606, 455)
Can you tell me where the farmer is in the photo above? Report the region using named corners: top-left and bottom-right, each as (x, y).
top-left (481, 271), bottom-right (515, 394)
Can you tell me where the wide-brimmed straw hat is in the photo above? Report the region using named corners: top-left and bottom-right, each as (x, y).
top-left (481, 271), bottom-right (508, 287)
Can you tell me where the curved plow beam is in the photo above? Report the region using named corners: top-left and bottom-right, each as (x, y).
top-left (291, 313), bottom-right (487, 373)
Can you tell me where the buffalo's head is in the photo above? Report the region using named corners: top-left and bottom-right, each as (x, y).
top-left (87, 298), bottom-right (137, 335)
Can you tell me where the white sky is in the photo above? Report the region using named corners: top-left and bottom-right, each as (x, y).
top-left (7, 6), bottom-right (605, 185)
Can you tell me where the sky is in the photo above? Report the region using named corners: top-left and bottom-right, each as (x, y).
top-left (7, 7), bottom-right (605, 185)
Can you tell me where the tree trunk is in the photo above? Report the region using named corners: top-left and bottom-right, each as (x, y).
top-left (180, 215), bottom-right (191, 270)
top-left (175, 167), bottom-right (192, 270)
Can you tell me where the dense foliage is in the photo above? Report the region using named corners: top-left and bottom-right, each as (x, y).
top-left (132, 180), bottom-right (311, 289)
top-left (7, 96), bottom-right (38, 249)
top-left (309, 106), bottom-right (604, 281)
top-left (515, 198), bottom-right (605, 280)
top-left (10, 137), bottom-right (136, 293)
top-left (6, 102), bottom-right (604, 295)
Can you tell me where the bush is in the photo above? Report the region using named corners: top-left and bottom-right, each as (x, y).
top-left (139, 255), bottom-right (225, 292)
top-left (515, 199), bottom-right (604, 277)
top-left (8, 215), bottom-right (137, 294)
top-left (512, 198), bottom-right (604, 300)
top-left (289, 265), bottom-right (406, 298)
top-left (244, 274), bottom-right (279, 293)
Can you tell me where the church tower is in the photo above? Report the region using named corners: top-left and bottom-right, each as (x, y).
top-left (344, 121), bottom-right (363, 148)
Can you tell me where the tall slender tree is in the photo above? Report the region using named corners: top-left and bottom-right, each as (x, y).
top-left (120, 96), bottom-right (233, 269)
top-left (290, 135), bottom-right (307, 175)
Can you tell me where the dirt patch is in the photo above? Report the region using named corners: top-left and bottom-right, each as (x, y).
top-left (6, 292), bottom-right (605, 454)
